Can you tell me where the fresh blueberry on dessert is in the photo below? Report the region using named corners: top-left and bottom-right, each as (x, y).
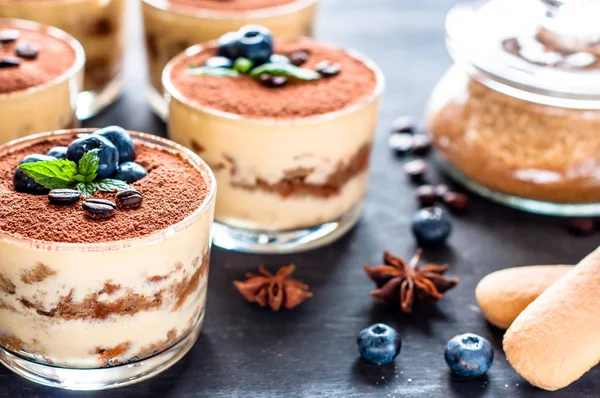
top-left (66, 135), bottom-right (119, 179)
top-left (445, 333), bottom-right (494, 377)
top-left (47, 146), bottom-right (68, 159)
top-left (217, 31), bottom-right (242, 60)
top-left (13, 154), bottom-right (57, 194)
top-left (238, 25), bottom-right (273, 66)
top-left (411, 206), bottom-right (452, 246)
top-left (94, 125), bottom-right (136, 163)
top-left (114, 162), bottom-right (148, 184)
top-left (356, 323), bottom-right (402, 365)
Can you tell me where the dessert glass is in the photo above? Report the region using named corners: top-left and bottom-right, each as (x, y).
top-left (142, 0), bottom-right (319, 118)
top-left (164, 44), bottom-right (384, 254)
top-left (427, 0), bottom-right (600, 216)
top-left (0, 129), bottom-right (216, 390)
top-left (0, 18), bottom-right (84, 145)
top-left (0, 0), bottom-right (127, 119)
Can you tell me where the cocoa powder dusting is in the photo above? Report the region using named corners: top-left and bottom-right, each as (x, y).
top-left (167, 0), bottom-right (297, 11)
top-left (0, 134), bottom-right (210, 243)
top-left (170, 38), bottom-right (378, 119)
top-left (0, 25), bottom-right (76, 94)
top-left (20, 263), bottom-right (57, 284)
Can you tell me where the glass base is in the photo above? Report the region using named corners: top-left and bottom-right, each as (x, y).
top-left (0, 314), bottom-right (204, 391)
top-left (439, 159), bottom-right (600, 217)
top-left (76, 77), bottom-right (123, 120)
top-left (212, 203), bottom-right (363, 254)
top-left (147, 84), bottom-right (168, 122)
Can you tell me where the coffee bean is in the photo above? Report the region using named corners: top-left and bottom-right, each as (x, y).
top-left (411, 134), bottom-right (432, 156)
top-left (388, 133), bottom-right (413, 154)
top-left (83, 199), bottom-right (116, 220)
top-left (116, 190), bottom-right (143, 209)
top-left (48, 189), bottom-right (81, 206)
top-left (15, 42), bottom-right (40, 60)
top-left (434, 184), bottom-right (450, 200)
top-left (0, 29), bottom-right (20, 44)
top-left (391, 116), bottom-right (415, 134)
top-left (260, 73), bottom-right (288, 88)
top-left (568, 218), bottom-right (595, 236)
top-left (0, 57), bottom-right (21, 69)
top-left (404, 159), bottom-right (428, 183)
top-left (442, 191), bottom-right (469, 212)
top-left (289, 50), bottom-right (309, 66)
top-left (315, 60), bottom-right (341, 77)
top-left (415, 185), bottom-right (437, 207)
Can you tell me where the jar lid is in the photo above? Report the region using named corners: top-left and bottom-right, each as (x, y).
top-left (446, 0), bottom-right (600, 108)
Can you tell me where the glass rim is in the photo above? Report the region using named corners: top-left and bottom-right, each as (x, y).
top-left (0, 129), bottom-right (217, 252)
top-left (0, 18), bottom-right (85, 100)
top-left (162, 39), bottom-right (385, 126)
top-left (142, 0), bottom-right (318, 19)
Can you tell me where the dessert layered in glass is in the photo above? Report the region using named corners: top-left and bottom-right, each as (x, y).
top-left (0, 0), bottom-right (127, 119)
top-left (164, 31), bottom-right (383, 253)
top-left (0, 128), bottom-right (216, 389)
top-left (0, 19), bottom-right (84, 145)
top-left (142, 0), bottom-right (318, 117)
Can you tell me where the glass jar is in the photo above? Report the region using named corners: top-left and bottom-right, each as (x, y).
top-left (427, 0), bottom-right (600, 216)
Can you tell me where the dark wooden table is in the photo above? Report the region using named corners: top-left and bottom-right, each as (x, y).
top-left (2, 0), bottom-right (599, 397)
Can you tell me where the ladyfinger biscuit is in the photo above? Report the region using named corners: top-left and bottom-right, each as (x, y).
top-left (475, 265), bottom-right (572, 329)
top-left (503, 247), bottom-right (600, 391)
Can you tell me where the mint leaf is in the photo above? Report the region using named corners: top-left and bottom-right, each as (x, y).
top-left (233, 57), bottom-right (253, 74)
top-left (78, 149), bottom-right (100, 182)
top-left (188, 67), bottom-right (240, 77)
top-left (94, 179), bottom-right (130, 193)
top-left (76, 182), bottom-right (96, 197)
top-left (18, 159), bottom-right (78, 189)
top-left (249, 63), bottom-right (321, 81)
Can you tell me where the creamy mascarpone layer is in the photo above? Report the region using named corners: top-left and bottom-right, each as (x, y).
top-left (142, 0), bottom-right (318, 93)
top-left (167, 90), bottom-right (380, 231)
top-left (0, 200), bottom-right (214, 368)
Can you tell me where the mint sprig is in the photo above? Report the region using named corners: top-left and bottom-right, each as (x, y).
top-left (187, 66), bottom-right (240, 77)
top-left (249, 63), bottom-right (321, 81)
top-left (18, 151), bottom-right (130, 197)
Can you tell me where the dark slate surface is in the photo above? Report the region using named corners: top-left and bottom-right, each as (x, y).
top-left (1, 0), bottom-right (599, 397)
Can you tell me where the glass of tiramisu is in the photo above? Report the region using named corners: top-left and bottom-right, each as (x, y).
top-left (0, 18), bottom-right (84, 145)
top-left (0, 0), bottom-right (127, 119)
top-left (0, 127), bottom-right (216, 389)
top-left (163, 26), bottom-right (383, 253)
top-left (142, 0), bottom-right (319, 118)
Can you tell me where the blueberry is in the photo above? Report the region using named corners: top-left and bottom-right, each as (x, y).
top-left (237, 25), bottom-right (273, 66)
top-left (411, 206), bottom-right (452, 246)
top-left (94, 126), bottom-right (135, 163)
top-left (444, 333), bottom-right (494, 377)
top-left (13, 154), bottom-right (57, 194)
top-left (47, 146), bottom-right (68, 159)
top-left (269, 54), bottom-right (290, 64)
top-left (114, 162), bottom-right (147, 184)
top-left (204, 56), bottom-right (233, 69)
top-left (356, 323), bottom-right (401, 365)
top-left (217, 31), bottom-right (242, 60)
top-left (66, 135), bottom-right (118, 179)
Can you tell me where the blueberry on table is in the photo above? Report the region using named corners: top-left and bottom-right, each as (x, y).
top-left (445, 333), bottom-right (494, 377)
top-left (114, 162), bottom-right (147, 184)
top-left (237, 25), bottom-right (273, 66)
top-left (46, 146), bottom-right (68, 159)
top-left (411, 206), bottom-right (452, 246)
top-left (14, 154), bottom-right (57, 194)
top-left (204, 56), bottom-right (233, 69)
top-left (66, 135), bottom-right (118, 179)
top-left (356, 323), bottom-right (401, 365)
top-left (94, 125), bottom-right (135, 163)
top-left (217, 31), bottom-right (242, 60)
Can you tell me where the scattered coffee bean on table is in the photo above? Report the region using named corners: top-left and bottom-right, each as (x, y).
top-left (388, 133), bottom-right (413, 154)
top-left (116, 190), bottom-right (143, 209)
top-left (411, 134), bottom-right (432, 156)
top-left (434, 184), bottom-right (450, 199)
top-left (48, 189), bottom-right (81, 206)
top-left (442, 191), bottom-right (470, 212)
top-left (391, 116), bottom-right (415, 134)
top-left (415, 185), bottom-right (437, 207)
top-left (404, 159), bottom-right (428, 183)
top-left (83, 199), bottom-right (117, 220)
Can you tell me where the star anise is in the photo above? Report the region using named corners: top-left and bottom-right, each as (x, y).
top-left (363, 250), bottom-right (458, 313)
top-left (233, 265), bottom-right (312, 311)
